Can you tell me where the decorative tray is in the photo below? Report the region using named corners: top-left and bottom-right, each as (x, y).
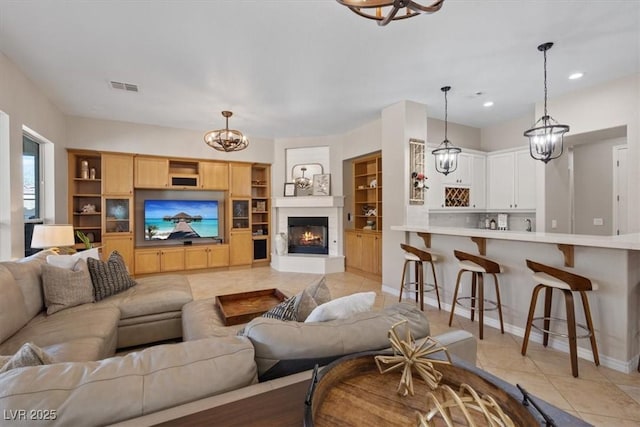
top-left (215, 288), bottom-right (286, 326)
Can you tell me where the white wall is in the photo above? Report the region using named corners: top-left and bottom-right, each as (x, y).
top-left (66, 116), bottom-right (274, 165)
top-left (0, 51), bottom-right (67, 259)
top-left (428, 117), bottom-right (482, 150)
top-left (480, 112), bottom-right (534, 151)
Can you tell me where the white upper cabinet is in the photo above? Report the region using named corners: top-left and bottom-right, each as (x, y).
top-left (487, 149), bottom-right (536, 210)
top-left (442, 153), bottom-right (472, 185)
top-left (470, 155), bottom-right (486, 209)
top-left (427, 150), bottom-right (485, 210)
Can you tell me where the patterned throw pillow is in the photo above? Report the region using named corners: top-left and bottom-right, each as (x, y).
top-left (0, 342), bottom-right (51, 374)
top-left (42, 259), bottom-right (94, 314)
top-left (262, 296), bottom-right (298, 321)
top-left (294, 276), bottom-right (331, 321)
top-left (87, 251), bottom-right (137, 301)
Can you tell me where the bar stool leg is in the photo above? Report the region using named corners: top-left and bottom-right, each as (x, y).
top-left (414, 261), bottom-right (419, 304)
top-left (417, 262), bottom-right (424, 311)
top-left (522, 284), bottom-right (545, 356)
top-left (579, 290), bottom-right (600, 366)
top-left (449, 270), bottom-right (465, 327)
top-left (543, 286), bottom-right (553, 347)
top-left (478, 272), bottom-right (485, 340)
top-left (470, 272), bottom-right (477, 322)
top-left (563, 289), bottom-right (579, 378)
top-left (398, 259), bottom-right (410, 303)
top-left (428, 260), bottom-right (441, 310)
top-left (492, 273), bottom-right (505, 334)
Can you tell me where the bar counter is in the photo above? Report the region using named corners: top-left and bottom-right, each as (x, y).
top-left (389, 224), bottom-right (640, 373)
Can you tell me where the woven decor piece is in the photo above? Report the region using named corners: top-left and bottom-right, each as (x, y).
top-left (375, 320), bottom-right (451, 396)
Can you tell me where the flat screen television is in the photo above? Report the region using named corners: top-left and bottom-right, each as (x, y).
top-left (144, 199), bottom-right (219, 240)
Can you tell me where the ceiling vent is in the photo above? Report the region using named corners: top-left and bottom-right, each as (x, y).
top-left (110, 81), bottom-right (139, 92)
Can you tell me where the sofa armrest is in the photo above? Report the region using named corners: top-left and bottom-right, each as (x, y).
top-left (433, 329), bottom-right (477, 366)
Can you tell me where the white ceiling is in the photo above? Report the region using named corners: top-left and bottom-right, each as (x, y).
top-left (0, 0), bottom-right (638, 139)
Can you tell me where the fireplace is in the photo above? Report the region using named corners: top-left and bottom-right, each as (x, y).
top-left (288, 217), bottom-right (329, 255)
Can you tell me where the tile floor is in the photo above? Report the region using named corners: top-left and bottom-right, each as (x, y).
top-left (187, 267), bottom-right (640, 426)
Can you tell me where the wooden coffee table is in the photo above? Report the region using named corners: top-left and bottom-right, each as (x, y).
top-left (215, 288), bottom-right (287, 326)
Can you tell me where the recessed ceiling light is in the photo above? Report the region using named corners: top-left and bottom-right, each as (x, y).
top-left (483, 101), bottom-right (494, 107)
top-left (569, 72), bottom-right (584, 80)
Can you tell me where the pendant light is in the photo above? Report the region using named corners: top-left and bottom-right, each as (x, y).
top-left (204, 111), bottom-right (249, 152)
top-left (335, 0), bottom-right (445, 27)
top-left (524, 42), bottom-right (570, 163)
top-left (432, 86), bottom-right (461, 176)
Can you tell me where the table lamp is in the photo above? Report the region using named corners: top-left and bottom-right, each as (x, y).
top-left (30, 224), bottom-right (75, 254)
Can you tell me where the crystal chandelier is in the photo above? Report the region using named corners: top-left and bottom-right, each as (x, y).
top-left (336, 0), bottom-right (444, 26)
top-left (204, 111), bottom-right (249, 152)
top-left (432, 86), bottom-right (461, 176)
top-left (524, 42), bottom-right (569, 163)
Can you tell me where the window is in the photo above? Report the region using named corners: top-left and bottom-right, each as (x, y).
top-left (23, 134), bottom-right (41, 220)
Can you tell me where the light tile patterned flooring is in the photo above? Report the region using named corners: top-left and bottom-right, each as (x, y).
top-left (187, 267), bottom-right (640, 426)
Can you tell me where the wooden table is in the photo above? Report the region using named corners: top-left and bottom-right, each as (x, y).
top-left (153, 379), bottom-right (311, 427)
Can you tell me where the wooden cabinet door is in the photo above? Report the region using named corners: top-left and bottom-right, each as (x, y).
top-left (229, 231), bottom-right (253, 266)
top-left (345, 231), bottom-right (362, 269)
top-left (229, 163), bottom-right (252, 197)
top-left (102, 153), bottom-right (134, 195)
top-left (134, 249), bottom-right (161, 275)
top-left (208, 244), bottom-right (230, 267)
top-left (135, 157), bottom-right (169, 188)
top-left (160, 247), bottom-right (185, 272)
top-left (373, 233), bottom-right (382, 276)
top-left (102, 235), bottom-right (134, 272)
top-left (200, 162), bottom-right (229, 190)
top-left (184, 246), bottom-right (209, 270)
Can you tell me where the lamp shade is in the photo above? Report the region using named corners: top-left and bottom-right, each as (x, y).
top-left (31, 224), bottom-right (75, 249)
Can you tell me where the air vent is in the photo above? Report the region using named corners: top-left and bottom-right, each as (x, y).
top-left (110, 81), bottom-right (139, 92)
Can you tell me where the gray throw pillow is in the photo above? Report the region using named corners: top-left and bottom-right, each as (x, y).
top-left (0, 342), bottom-right (51, 374)
top-left (294, 276), bottom-right (331, 321)
top-left (42, 259), bottom-right (94, 314)
top-left (87, 251), bottom-right (137, 301)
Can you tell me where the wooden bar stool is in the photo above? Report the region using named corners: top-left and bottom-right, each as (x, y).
top-left (448, 250), bottom-right (504, 339)
top-left (522, 260), bottom-right (599, 378)
top-left (398, 244), bottom-right (441, 311)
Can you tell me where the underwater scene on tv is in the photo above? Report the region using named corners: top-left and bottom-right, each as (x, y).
top-left (144, 199), bottom-right (219, 240)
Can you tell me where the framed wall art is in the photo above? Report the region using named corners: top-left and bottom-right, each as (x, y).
top-left (312, 174), bottom-right (331, 196)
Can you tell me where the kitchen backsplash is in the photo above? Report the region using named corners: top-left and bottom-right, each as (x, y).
top-left (429, 212), bottom-right (536, 232)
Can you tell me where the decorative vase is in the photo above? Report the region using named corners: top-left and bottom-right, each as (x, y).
top-left (275, 232), bottom-right (288, 255)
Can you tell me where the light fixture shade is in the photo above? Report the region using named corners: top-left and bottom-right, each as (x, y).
top-left (336, 0), bottom-right (444, 26)
top-left (204, 111), bottom-right (249, 152)
top-left (31, 224), bottom-right (75, 249)
top-left (431, 86), bottom-right (461, 176)
top-left (432, 140), bottom-right (461, 176)
top-left (525, 42), bottom-right (569, 163)
top-left (525, 115), bottom-right (569, 163)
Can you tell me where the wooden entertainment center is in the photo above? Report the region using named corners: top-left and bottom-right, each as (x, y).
top-left (67, 150), bottom-right (271, 275)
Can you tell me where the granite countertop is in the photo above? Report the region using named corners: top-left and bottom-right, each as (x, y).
top-left (390, 225), bottom-right (640, 250)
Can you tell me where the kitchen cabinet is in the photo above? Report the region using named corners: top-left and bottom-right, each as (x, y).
top-left (229, 231), bottom-right (253, 266)
top-left (345, 230), bottom-right (381, 276)
top-left (487, 149), bottom-right (536, 210)
top-left (229, 163), bottom-right (252, 197)
top-left (134, 156), bottom-right (169, 188)
top-left (442, 153), bottom-right (472, 185)
top-left (134, 247), bottom-right (185, 274)
top-left (102, 153), bottom-right (134, 195)
top-left (200, 161), bottom-right (229, 190)
top-left (427, 151), bottom-right (485, 210)
top-left (101, 235), bottom-right (134, 271)
top-left (184, 244), bottom-right (230, 270)
top-left (470, 155), bottom-right (486, 209)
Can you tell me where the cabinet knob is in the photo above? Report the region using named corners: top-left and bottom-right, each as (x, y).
top-left (515, 204), bottom-right (518, 208)
top-left (510, 204), bottom-right (512, 208)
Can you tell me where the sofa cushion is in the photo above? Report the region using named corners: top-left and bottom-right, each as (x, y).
top-left (262, 296), bottom-right (298, 321)
top-left (42, 260), bottom-right (94, 315)
top-left (0, 337), bottom-right (257, 426)
top-left (182, 298), bottom-right (244, 341)
top-left (96, 274), bottom-right (192, 320)
top-left (0, 250), bottom-right (51, 320)
top-left (0, 265), bottom-right (31, 343)
top-left (243, 302), bottom-right (431, 380)
top-left (305, 291), bottom-right (376, 323)
top-left (87, 251), bottom-right (137, 301)
top-left (0, 342), bottom-right (51, 374)
top-left (0, 304), bottom-right (120, 362)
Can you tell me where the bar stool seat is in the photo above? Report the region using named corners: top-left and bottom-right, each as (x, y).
top-left (448, 250), bottom-right (505, 340)
top-left (522, 260), bottom-right (600, 378)
top-left (398, 244), bottom-right (441, 311)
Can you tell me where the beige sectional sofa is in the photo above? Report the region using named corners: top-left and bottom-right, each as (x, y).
top-left (0, 251), bottom-right (477, 426)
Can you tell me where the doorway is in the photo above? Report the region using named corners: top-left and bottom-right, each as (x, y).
top-left (613, 145), bottom-right (628, 235)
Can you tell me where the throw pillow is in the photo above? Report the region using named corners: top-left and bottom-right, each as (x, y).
top-left (42, 259), bottom-right (94, 315)
top-left (304, 291), bottom-right (376, 323)
top-left (87, 251), bottom-right (137, 301)
top-left (262, 296), bottom-right (298, 321)
top-left (46, 247), bottom-right (100, 270)
top-left (294, 276), bottom-right (331, 321)
top-left (0, 342), bottom-right (51, 374)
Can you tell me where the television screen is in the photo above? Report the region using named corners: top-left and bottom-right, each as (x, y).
top-left (144, 199), bottom-right (219, 240)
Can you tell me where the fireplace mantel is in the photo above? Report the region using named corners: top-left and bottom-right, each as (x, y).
top-left (272, 196), bottom-right (344, 209)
